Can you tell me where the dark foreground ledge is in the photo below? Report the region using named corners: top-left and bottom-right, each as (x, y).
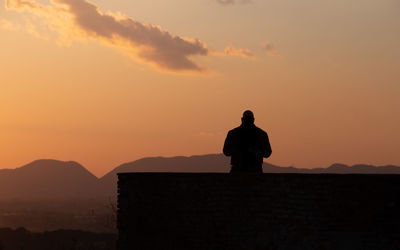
top-left (117, 173), bottom-right (400, 250)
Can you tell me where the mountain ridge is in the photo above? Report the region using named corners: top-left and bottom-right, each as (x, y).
top-left (0, 159), bottom-right (100, 201)
top-left (1, 154), bottom-right (399, 201)
top-left (2, 155), bottom-right (399, 178)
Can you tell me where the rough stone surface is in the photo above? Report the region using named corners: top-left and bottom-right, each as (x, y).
top-left (117, 173), bottom-right (400, 250)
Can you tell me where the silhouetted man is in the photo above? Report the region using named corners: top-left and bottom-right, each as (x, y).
top-left (223, 110), bottom-right (272, 173)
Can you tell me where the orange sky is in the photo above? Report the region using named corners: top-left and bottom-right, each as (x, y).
top-left (1, 0), bottom-right (399, 177)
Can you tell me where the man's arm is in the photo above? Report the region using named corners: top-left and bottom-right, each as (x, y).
top-left (223, 131), bottom-right (234, 156)
top-left (263, 132), bottom-right (272, 158)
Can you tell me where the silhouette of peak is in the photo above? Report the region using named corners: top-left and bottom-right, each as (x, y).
top-left (104, 154), bottom-right (228, 176)
top-left (16, 159), bottom-right (97, 179)
top-left (323, 163), bottom-right (400, 174)
top-left (327, 163), bottom-right (349, 169)
top-left (19, 159), bottom-right (83, 170)
top-left (0, 159), bottom-right (99, 201)
top-left (113, 154), bottom-right (224, 171)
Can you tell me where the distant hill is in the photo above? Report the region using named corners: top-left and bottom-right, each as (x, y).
top-left (98, 154), bottom-right (231, 197)
top-left (98, 154), bottom-right (294, 197)
top-left (263, 162), bottom-right (400, 174)
top-left (0, 160), bottom-right (99, 201)
top-left (98, 154), bottom-right (400, 198)
top-left (1, 155), bottom-right (400, 201)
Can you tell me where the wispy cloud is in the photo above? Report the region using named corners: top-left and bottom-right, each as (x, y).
top-left (216, 0), bottom-right (252, 6)
top-left (224, 45), bottom-right (254, 58)
top-left (0, 17), bottom-right (19, 30)
top-left (263, 42), bottom-right (279, 56)
top-left (0, 15), bottom-right (48, 39)
top-left (4, 0), bottom-right (253, 73)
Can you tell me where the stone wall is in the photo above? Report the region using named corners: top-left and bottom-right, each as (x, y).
top-left (117, 173), bottom-right (400, 250)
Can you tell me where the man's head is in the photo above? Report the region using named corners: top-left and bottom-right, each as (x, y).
top-left (241, 110), bottom-right (255, 127)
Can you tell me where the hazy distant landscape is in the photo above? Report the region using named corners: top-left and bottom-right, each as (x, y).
top-left (0, 154), bottom-right (399, 249)
top-left (1, 154), bottom-right (400, 203)
top-left (0, 154), bottom-right (399, 234)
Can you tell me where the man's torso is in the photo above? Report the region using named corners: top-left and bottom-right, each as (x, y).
top-left (227, 125), bottom-right (267, 171)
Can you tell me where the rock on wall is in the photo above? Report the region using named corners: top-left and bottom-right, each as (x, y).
top-left (117, 173), bottom-right (400, 250)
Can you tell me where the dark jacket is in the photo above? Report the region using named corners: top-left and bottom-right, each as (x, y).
top-left (223, 125), bottom-right (272, 171)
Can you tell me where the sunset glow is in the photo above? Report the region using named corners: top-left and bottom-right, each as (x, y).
top-left (1, 0), bottom-right (399, 177)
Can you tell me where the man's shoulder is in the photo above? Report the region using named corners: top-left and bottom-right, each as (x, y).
top-left (228, 126), bottom-right (268, 136)
top-left (228, 126), bottom-right (242, 134)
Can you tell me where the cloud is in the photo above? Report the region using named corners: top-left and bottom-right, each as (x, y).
top-left (0, 16), bottom-right (47, 39)
top-left (216, 0), bottom-right (252, 6)
top-left (4, 0), bottom-right (254, 73)
top-left (224, 45), bottom-right (254, 58)
top-left (0, 17), bottom-right (19, 30)
top-left (263, 42), bottom-right (279, 56)
top-left (5, 0), bottom-right (214, 72)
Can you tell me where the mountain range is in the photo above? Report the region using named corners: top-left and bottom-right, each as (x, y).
top-left (1, 154), bottom-right (399, 201)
